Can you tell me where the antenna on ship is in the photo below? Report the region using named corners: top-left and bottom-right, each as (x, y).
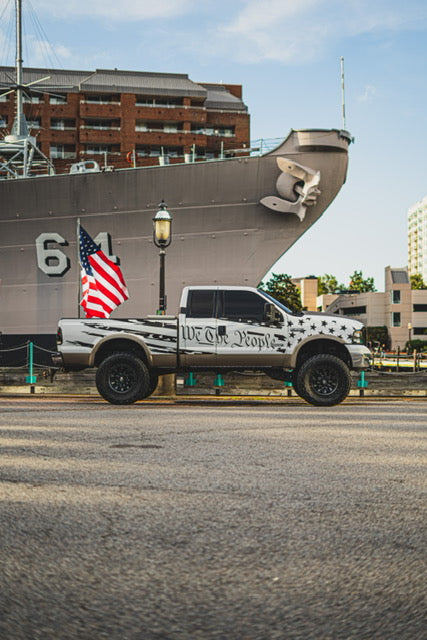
top-left (340, 56), bottom-right (346, 130)
top-left (0, 0), bottom-right (55, 178)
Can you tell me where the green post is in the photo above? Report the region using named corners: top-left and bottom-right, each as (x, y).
top-left (284, 380), bottom-right (293, 397)
top-left (25, 341), bottom-right (37, 385)
top-left (184, 372), bottom-right (197, 387)
top-left (214, 373), bottom-right (225, 387)
top-left (357, 370), bottom-right (368, 396)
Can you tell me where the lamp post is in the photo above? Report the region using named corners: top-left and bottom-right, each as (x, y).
top-left (153, 200), bottom-right (172, 314)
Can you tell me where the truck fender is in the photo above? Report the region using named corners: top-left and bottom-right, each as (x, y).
top-left (89, 333), bottom-right (153, 368)
top-left (290, 335), bottom-right (349, 369)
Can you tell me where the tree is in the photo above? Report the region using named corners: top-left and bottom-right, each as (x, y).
top-left (318, 273), bottom-right (343, 294)
top-left (366, 326), bottom-right (389, 349)
top-left (348, 270), bottom-right (376, 292)
top-left (259, 273), bottom-right (302, 312)
top-left (410, 273), bottom-right (427, 289)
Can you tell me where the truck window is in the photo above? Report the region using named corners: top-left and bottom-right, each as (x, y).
top-left (187, 290), bottom-right (215, 318)
top-left (222, 290), bottom-right (265, 323)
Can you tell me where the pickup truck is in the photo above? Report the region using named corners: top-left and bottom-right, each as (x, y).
top-left (55, 285), bottom-right (371, 406)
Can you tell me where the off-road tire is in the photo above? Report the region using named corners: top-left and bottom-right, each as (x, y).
top-left (96, 352), bottom-right (150, 405)
top-left (295, 354), bottom-right (351, 406)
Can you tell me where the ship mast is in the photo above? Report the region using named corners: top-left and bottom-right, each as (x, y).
top-left (15, 0), bottom-right (26, 138)
top-left (0, 0), bottom-right (54, 178)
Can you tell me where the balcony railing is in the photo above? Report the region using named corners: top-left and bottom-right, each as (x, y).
top-left (82, 150), bottom-right (121, 156)
top-left (80, 100), bottom-right (121, 105)
top-left (134, 126), bottom-right (236, 137)
top-left (135, 102), bottom-right (204, 110)
top-left (80, 125), bottom-right (121, 130)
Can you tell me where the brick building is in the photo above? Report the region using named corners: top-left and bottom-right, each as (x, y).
top-left (0, 67), bottom-right (250, 173)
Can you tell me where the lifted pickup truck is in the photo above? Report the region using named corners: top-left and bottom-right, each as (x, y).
top-left (55, 286), bottom-right (371, 406)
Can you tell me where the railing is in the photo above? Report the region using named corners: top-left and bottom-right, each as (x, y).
top-left (135, 102), bottom-right (205, 110)
top-left (0, 341), bottom-right (58, 376)
top-left (80, 100), bottom-right (121, 105)
top-left (80, 125), bottom-right (121, 131)
top-left (371, 351), bottom-right (427, 372)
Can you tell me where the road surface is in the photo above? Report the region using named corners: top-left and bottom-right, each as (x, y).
top-left (0, 397), bottom-right (426, 639)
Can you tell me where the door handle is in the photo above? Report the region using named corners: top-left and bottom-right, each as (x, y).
top-left (218, 325), bottom-right (226, 336)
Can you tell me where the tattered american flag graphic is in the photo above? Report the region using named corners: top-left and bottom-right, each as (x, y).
top-left (79, 224), bottom-right (129, 318)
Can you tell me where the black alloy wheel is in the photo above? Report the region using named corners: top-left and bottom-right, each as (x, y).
top-left (295, 354), bottom-right (351, 406)
top-left (96, 352), bottom-right (150, 404)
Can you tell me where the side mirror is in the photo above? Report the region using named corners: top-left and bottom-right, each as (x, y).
top-left (264, 302), bottom-right (283, 325)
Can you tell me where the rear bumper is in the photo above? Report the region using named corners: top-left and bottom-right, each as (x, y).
top-left (51, 352), bottom-right (63, 368)
top-left (346, 344), bottom-right (371, 370)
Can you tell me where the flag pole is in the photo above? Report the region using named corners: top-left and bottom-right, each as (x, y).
top-left (340, 56), bottom-right (346, 130)
top-left (77, 217), bottom-right (81, 318)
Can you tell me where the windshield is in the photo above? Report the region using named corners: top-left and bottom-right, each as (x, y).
top-left (257, 289), bottom-right (301, 316)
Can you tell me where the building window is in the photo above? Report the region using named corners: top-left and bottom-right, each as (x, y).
top-left (84, 144), bottom-right (119, 155)
top-left (50, 144), bottom-right (76, 159)
top-left (136, 146), bottom-right (183, 158)
top-left (392, 290), bottom-right (401, 304)
top-left (193, 126), bottom-right (234, 137)
top-left (413, 304), bottom-right (427, 312)
top-left (0, 115), bottom-right (7, 128)
top-left (341, 306), bottom-right (367, 316)
top-left (161, 146), bottom-right (182, 157)
top-left (82, 119), bottom-right (120, 130)
top-left (51, 118), bottom-right (76, 130)
top-left (163, 124), bottom-right (179, 133)
top-left (135, 96), bottom-right (182, 107)
top-left (84, 94), bottom-right (120, 104)
top-left (50, 94), bottom-right (67, 104)
top-left (135, 121), bottom-right (182, 133)
top-left (27, 117), bottom-right (42, 129)
top-left (23, 94), bottom-right (41, 103)
top-left (0, 94), bottom-right (8, 102)
top-left (413, 327), bottom-right (427, 335)
top-left (213, 126), bottom-right (235, 137)
top-left (392, 312), bottom-right (401, 327)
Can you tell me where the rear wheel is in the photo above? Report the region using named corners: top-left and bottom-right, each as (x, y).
top-left (295, 354), bottom-right (351, 406)
top-left (96, 352), bottom-right (150, 405)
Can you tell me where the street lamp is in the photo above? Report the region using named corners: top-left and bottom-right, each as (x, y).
top-left (153, 200), bottom-right (172, 314)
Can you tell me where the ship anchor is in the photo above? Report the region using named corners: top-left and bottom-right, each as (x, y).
top-left (260, 157), bottom-right (321, 221)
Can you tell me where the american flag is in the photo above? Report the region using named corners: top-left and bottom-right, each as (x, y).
top-left (79, 224), bottom-right (129, 318)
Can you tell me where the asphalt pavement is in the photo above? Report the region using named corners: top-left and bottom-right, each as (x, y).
top-left (0, 397), bottom-right (426, 640)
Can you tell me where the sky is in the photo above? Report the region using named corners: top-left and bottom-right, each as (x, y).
top-left (1, 0), bottom-right (426, 291)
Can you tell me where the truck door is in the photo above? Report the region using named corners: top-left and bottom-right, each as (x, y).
top-left (179, 288), bottom-right (218, 367)
top-left (216, 289), bottom-right (289, 366)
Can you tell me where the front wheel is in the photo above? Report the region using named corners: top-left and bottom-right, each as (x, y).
top-left (295, 354), bottom-right (351, 406)
top-left (96, 352), bottom-right (150, 404)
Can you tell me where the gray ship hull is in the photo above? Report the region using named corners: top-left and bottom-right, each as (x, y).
top-left (0, 129), bottom-right (350, 341)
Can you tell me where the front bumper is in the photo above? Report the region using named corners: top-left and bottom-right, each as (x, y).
top-left (346, 344), bottom-right (371, 370)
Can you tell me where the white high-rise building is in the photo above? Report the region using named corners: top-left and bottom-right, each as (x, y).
top-left (408, 196), bottom-right (427, 283)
